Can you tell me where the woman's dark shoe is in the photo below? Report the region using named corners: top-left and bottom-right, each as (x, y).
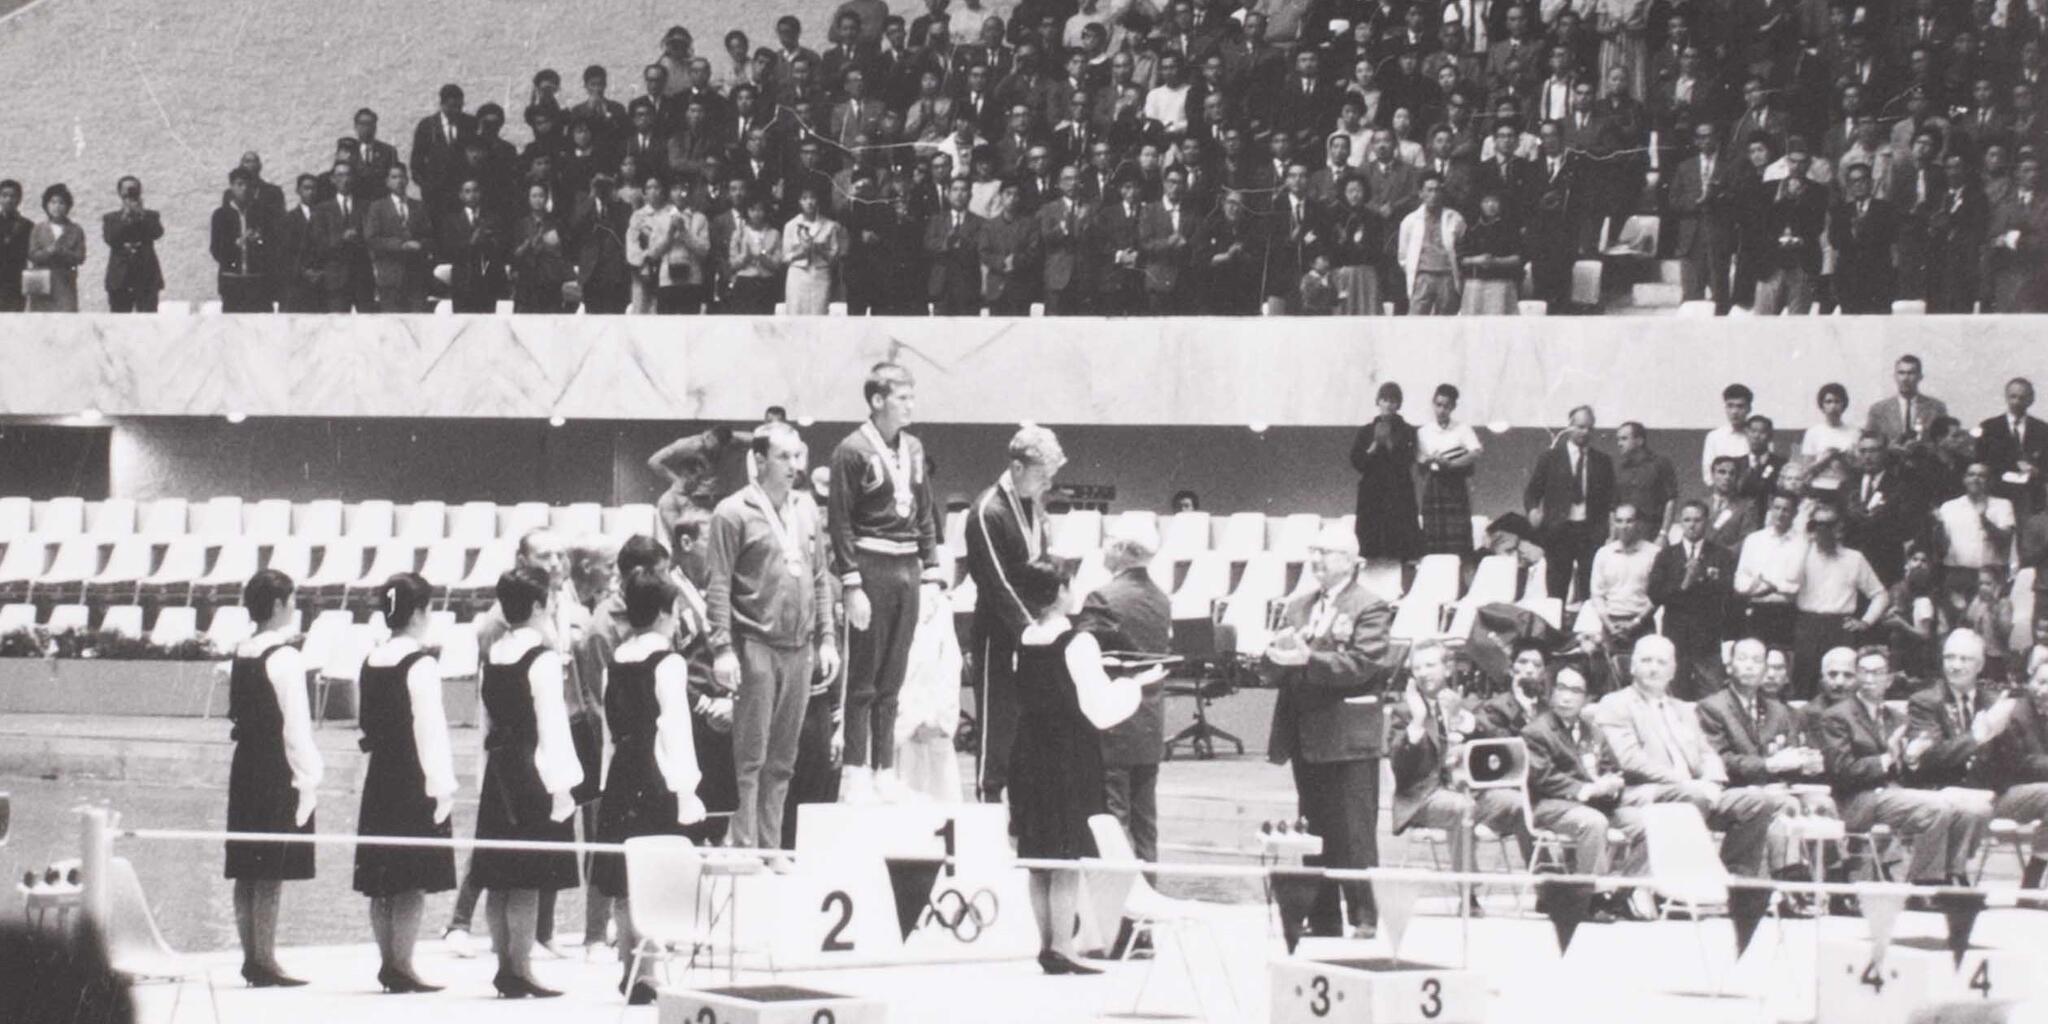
top-left (1038, 950), bottom-right (1102, 976)
top-left (242, 963), bottom-right (308, 988)
top-left (628, 982), bottom-right (659, 1005)
top-left (379, 967), bottom-right (443, 994)
top-left (492, 971), bottom-right (562, 999)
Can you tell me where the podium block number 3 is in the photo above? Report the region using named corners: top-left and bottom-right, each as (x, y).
top-left (821, 891), bottom-right (855, 952)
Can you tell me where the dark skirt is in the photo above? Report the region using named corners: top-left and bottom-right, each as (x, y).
top-left (1007, 709), bottom-right (1106, 861)
top-left (590, 736), bottom-right (684, 899)
top-left (1419, 471), bottom-right (1474, 557)
top-left (224, 738), bottom-right (316, 881)
top-left (472, 747), bottom-right (579, 892)
top-left (353, 751), bottom-right (457, 897)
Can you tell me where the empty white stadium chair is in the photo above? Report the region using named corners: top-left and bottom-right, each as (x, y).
top-left (204, 605), bottom-right (254, 648)
top-left (264, 539), bottom-right (314, 581)
top-left (1145, 554), bottom-right (1178, 594)
top-left (149, 606), bottom-right (198, 647)
top-left (353, 543), bottom-right (422, 588)
top-left (1471, 516), bottom-right (1491, 552)
top-left (300, 609), bottom-right (354, 662)
top-left (195, 541), bottom-right (260, 591)
top-left (1067, 549), bottom-right (1113, 611)
top-left (602, 504), bottom-right (658, 540)
top-left (100, 605), bottom-right (144, 637)
top-left (1405, 554), bottom-right (1463, 609)
top-left (1048, 509), bottom-right (1103, 559)
top-left (1170, 551), bottom-right (1232, 620)
top-left (344, 500), bottom-right (396, 542)
top-left (305, 542), bottom-right (368, 590)
top-left (1106, 510), bottom-right (1159, 544)
top-left (1159, 513), bottom-right (1211, 560)
top-left (1445, 555), bottom-right (1519, 637)
top-left (396, 502), bottom-right (448, 543)
top-left (1266, 513), bottom-right (1323, 559)
top-left (45, 604), bottom-right (90, 633)
top-left (498, 502), bottom-right (549, 540)
top-left (1522, 561), bottom-right (1551, 601)
top-left (37, 538), bottom-right (107, 587)
top-left (87, 499), bottom-right (138, 538)
top-left (436, 623), bottom-right (481, 679)
top-left (0, 497), bottom-right (31, 537)
top-left (315, 622), bottom-right (387, 722)
top-left (242, 499), bottom-right (293, 542)
top-left (453, 541), bottom-right (514, 591)
top-left (418, 541), bottom-right (475, 589)
top-left (1358, 559), bottom-right (1403, 602)
top-left (549, 503), bottom-right (603, 538)
top-left (189, 497), bottom-right (245, 539)
top-left (136, 499), bottom-right (189, 539)
top-left (86, 538), bottom-right (154, 597)
top-left (34, 497), bottom-right (86, 538)
top-left (1388, 596), bottom-right (1446, 641)
top-left (294, 500), bottom-right (345, 541)
top-left (423, 610), bottom-right (457, 647)
top-left (0, 539), bottom-right (52, 588)
top-left (1219, 552), bottom-right (1296, 653)
top-left (449, 502), bottom-right (500, 544)
top-left (1211, 513), bottom-right (1267, 560)
top-left (139, 539), bottom-right (209, 593)
top-left (0, 603), bottom-right (37, 634)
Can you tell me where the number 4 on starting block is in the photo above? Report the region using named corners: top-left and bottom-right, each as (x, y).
top-left (1818, 939), bottom-right (2043, 1024)
top-left (1271, 957), bottom-right (1485, 1024)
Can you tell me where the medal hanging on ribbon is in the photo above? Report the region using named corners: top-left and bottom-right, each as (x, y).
top-left (863, 421), bottom-right (916, 520)
top-left (751, 484), bottom-right (808, 579)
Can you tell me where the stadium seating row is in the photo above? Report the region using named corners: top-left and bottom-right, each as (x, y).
top-left (0, 496), bottom-right (658, 545)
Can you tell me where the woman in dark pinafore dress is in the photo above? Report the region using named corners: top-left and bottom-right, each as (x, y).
top-left (354, 572), bottom-right (457, 993)
top-left (473, 566), bottom-right (583, 998)
top-left (1006, 559), bottom-right (1163, 976)
top-left (593, 567), bottom-right (706, 1005)
top-left (224, 568), bottom-right (321, 988)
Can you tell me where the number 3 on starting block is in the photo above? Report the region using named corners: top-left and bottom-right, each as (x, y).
top-left (1271, 958), bottom-right (1483, 1024)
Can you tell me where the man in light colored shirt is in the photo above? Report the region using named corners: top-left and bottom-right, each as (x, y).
top-left (1735, 492), bottom-right (1806, 649)
top-left (1935, 462), bottom-right (2016, 588)
top-left (1583, 504), bottom-right (1659, 650)
top-left (1595, 635), bottom-right (1799, 877)
top-left (1701, 383), bottom-right (1757, 485)
top-left (1791, 504), bottom-right (1890, 700)
top-left (1142, 53), bottom-right (1192, 134)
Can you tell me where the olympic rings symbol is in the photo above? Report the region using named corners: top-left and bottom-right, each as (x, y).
top-left (922, 887), bottom-right (1000, 943)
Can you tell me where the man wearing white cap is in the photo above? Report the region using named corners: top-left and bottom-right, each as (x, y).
top-left (1075, 518), bottom-right (1171, 866)
top-left (1262, 524), bottom-right (1399, 939)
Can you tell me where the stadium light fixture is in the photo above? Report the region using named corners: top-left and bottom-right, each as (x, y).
top-left (225, 412), bottom-right (247, 424)
top-left (74, 408), bottom-right (104, 425)
top-left (797, 416), bottom-right (816, 427)
top-left (1487, 420), bottom-right (1511, 433)
top-left (548, 415), bottom-right (567, 428)
top-left (1248, 422), bottom-right (1268, 434)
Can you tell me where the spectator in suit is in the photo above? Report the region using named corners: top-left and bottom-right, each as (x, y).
top-left (1262, 525), bottom-right (1397, 938)
top-left (1523, 404), bottom-right (1615, 605)
top-left (571, 174), bottom-right (631, 315)
top-left (352, 109), bottom-right (403, 202)
top-left (1035, 164), bottom-right (1091, 315)
top-left (1829, 163), bottom-right (1901, 314)
top-left (1613, 422), bottom-right (1678, 539)
top-left (1197, 189), bottom-right (1269, 315)
top-left (1093, 173), bottom-right (1145, 315)
top-left (925, 176), bottom-right (984, 314)
top-left (1697, 637), bottom-right (1835, 877)
top-left (1735, 415), bottom-right (1786, 500)
top-left (1389, 639), bottom-right (1532, 908)
top-left (1704, 456), bottom-right (1760, 552)
top-left (1752, 158), bottom-right (1828, 315)
top-left (0, 179), bottom-right (28, 311)
top-left (437, 179), bottom-right (506, 314)
top-left (1596, 635), bottom-right (1799, 878)
top-left (1925, 151), bottom-right (1987, 314)
top-left (410, 84), bottom-right (474, 214)
top-left (1822, 645), bottom-right (1982, 886)
top-left (313, 162), bottom-right (373, 312)
top-left (272, 175), bottom-right (326, 314)
top-left (1650, 500), bottom-right (1738, 699)
top-left (101, 176), bottom-right (162, 313)
top-left (1864, 354), bottom-right (1949, 446)
top-left (1844, 432), bottom-right (1920, 585)
top-left (1076, 521), bottom-right (1171, 866)
top-left (211, 169), bottom-right (274, 313)
top-left (1670, 121), bottom-right (1742, 314)
top-left (1138, 166), bottom-right (1198, 314)
top-left (1986, 154), bottom-right (2048, 313)
top-left (1524, 122), bottom-right (1580, 311)
top-left (1983, 646), bottom-right (2048, 896)
top-left (366, 165), bottom-right (432, 313)
top-left (1978, 379), bottom-right (2048, 511)
top-left (978, 180), bottom-right (1040, 315)
top-left (1476, 639), bottom-right (1550, 738)
top-left (509, 182), bottom-right (573, 314)
top-left (1521, 666), bottom-right (1628, 918)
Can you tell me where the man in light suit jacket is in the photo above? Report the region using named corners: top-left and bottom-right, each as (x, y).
top-left (1387, 639), bottom-right (1531, 910)
top-left (1976, 378), bottom-right (2048, 510)
top-left (1076, 521), bottom-right (1171, 867)
top-left (1648, 501), bottom-right (1737, 700)
top-left (1397, 174), bottom-right (1466, 314)
top-left (1863, 354), bottom-right (1948, 445)
top-left (365, 164), bottom-right (433, 312)
top-left (1262, 526), bottom-right (1401, 939)
top-left (1523, 405), bottom-right (1615, 606)
top-left (1595, 635), bottom-right (1797, 877)
top-left (1670, 122), bottom-right (1741, 313)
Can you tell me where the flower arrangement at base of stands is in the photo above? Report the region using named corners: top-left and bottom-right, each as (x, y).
top-left (0, 627), bottom-right (221, 661)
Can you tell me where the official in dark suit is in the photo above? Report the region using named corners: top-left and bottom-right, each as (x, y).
top-left (1704, 457), bottom-right (1760, 553)
top-left (1137, 168), bottom-right (1199, 314)
top-left (1034, 167), bottom-right (1091, 315)
top-left (964, 427), bottom-right (1064, 802)
top-left (1983, 648), bottom-right (2048, 892)
top-left (101, 177), bottom-right (163, 313)
top-left (436, 180), bottom-right (506, 313)
top-left (1523, 406), bottom-right (1615, 605)
top-left (272, 176), bottom-right (327, 313)
top-left (1976, 379), bottom-right (2048, 511)
top-left (1476, 639), bottom-right (1550, 737)
top-left (1522, 667), bottom-right (1626, 911)
top-left (0, 179), bottom-right (31, 311)
top-left (365, 165), bottom-right (433, 313)
top-left (1829, 163), bottom-right (1902, 314)
top-left (925, 178), bottom-right (985, 314)
top-left (211, 169), bottom-right (275, 313)
top-left (410, 84), bottom-right (475, 213)
top-left (1698, 638), bottom-right (1835, 822)
top-left (978, 181), bottom-right (1041, 315)
top-left (1669, 122), bottom-right (1741, 313)
top-left (314, 162), bottom-right (375, 312)
top-left (1843, 433), bottom-right (1923, 585)
top-left (1075, 523), bottom-right (1171, 865)
top-left (1091, 174), bottom-right (1146, 315)
top-left (1733, 416), bottom-right (1786, 500)
top-left (1648, 501), bottom-right (1737, 699)
top-left (1262, 527), bottom-right (1399, 938)
top-left (571, 176), bottom-right (632, 314)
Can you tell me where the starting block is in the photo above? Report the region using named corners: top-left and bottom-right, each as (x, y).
top-left (1271, 957), bottom-right (1485, 1023)
top-left (1818, 938), bottom-right (2044, 1024)
top-left (658, 985), bottom-right (886, 1024)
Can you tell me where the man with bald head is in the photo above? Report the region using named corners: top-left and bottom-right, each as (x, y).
top-left (1822, 645), bottom-right (1987, 886)
top-left (1595, 635), bottom-right (1797, 876)
top-left (1985, 647), bottom-right (2048, 895)
top-left (1905, 629), bottom-right (2014, 794)
top-left (1802, 646), bottom-right (1862, 740)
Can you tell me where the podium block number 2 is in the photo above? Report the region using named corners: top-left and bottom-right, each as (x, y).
top-left (821, 891), bottom-right (855, 952)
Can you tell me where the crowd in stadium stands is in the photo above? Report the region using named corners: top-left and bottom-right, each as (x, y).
top-left (0, 0), bottom-right (2045, 316)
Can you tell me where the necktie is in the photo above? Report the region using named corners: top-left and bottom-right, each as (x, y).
top-left (1572, 446), bottom-right (1586, 500)
top-left (1657, 700), bottom-right (1695, 779)
top-left (1863, 474), bottom-right (1876, 504)
top-left (397, 200), bottom-right (406, 229)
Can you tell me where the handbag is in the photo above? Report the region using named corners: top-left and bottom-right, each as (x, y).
top-left (21, 268), bottom-right (52, 298)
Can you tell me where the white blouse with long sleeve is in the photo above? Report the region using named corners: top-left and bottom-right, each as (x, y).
top-left (1018, 615), bottom-right (1145, 730)
top-left (239, 631), bottom-right (325, 818)
top-left (487, 628), bottom-right (583, 800)
top-left (364, 636), bottom-right (458, 810)
top-left (610, 631), bottom-right (707, 824)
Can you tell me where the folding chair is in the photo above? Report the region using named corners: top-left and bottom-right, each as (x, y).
top-left (1087, 814), bottom-right (1241, 1021)
top-left (105, 856), bottom-right (222, 1023)
top-left (293, 500), bottom-right (345, 541)
top-left (343, 500), bottom-right (396, 543)
top-left (1973, 818), bottom-right (2038, 885)
top-left (34, 497), bottom-right (86, 537)
top-left (136, 499), bottom-right (189, 540)
top-left (242, 499), bottom-right (293, 543)
top-left (149, 607), bottom-right (198, 648)
top-left (87, 498), bottom-right (138, 539)
top-left (1639, 802), bottom-right (1751, 994)
top-left (621, 836), bottom-right (711, 1010)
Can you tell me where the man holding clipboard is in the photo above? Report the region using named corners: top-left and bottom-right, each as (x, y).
top-left (1261, 525), bottom-right (1399, 940)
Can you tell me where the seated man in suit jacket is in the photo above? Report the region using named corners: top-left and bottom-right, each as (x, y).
top-left (1076, 520), bottom-right (1171, 868)
top-left (1648, 500), bottom-right (1738, 699)
top-left (1475, 638), bottom-right (1550, 738)
top-left (1698, 638), bottom-right (1835, 878)
top-left (1822, 644), bottom-right (1985, 885)
top-left (1262, 526), bottom-right (1400, 940)
top-left (1388, 639), bottom-right (1532, 910)
top-left (1595, 635), bottom-right (1798, 878)
top-left (365, 164), bottom-right (433, 312)
top-left (1983, 646), bottom-right (2048, 895)
top-left (1522, 666), bottom-right (1627, 919)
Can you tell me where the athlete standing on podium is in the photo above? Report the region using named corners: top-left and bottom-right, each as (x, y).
top-left (828, 362), bottom-right (947, 803)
